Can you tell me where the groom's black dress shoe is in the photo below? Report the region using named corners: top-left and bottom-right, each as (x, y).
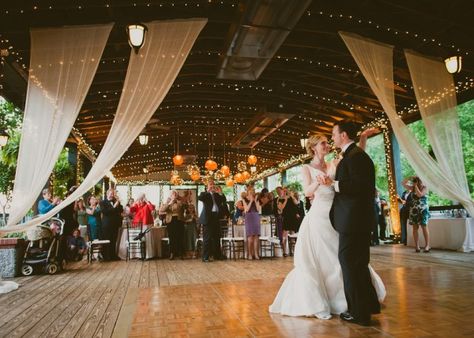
top-left (339, 312), bottom-right (370, 326)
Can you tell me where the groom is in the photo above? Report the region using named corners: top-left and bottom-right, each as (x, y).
top-left (321, 120), bottom-right (380, 326)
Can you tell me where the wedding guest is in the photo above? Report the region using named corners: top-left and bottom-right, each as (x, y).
top-left (405, 176), bottom-right (430, 252)
top-left (259, 188), bottom-right (274, 216)
top-left (60, 186), bottom-right (79, 236)
top-left (373, 190), bottom-right (388, 244)
top-left (282, 188), bottom-right (299, 257)
top-left (75, 198), bottom-right (88, 238)
top-left (123, 198), bottom-right (135, 227)
top-left (233, 191), bottom-right (247, 223)
top-left (67, 229), bottom-right (87, 261)
top-left (243, 186), bottom-right (261, 260)
top-left (130, 193), bottom-right (155, 227)
top-left (160, 190), bottom-right (186, 260)
top-left (398, 181), bottom-right (413, 245)
top-left (86, 195), bottom-right (102, 240)
top-left (184, 203), bottom-right (198, 256)
top-left (294, 191), bottom-right (305, 233)
top-left (38, 188), bottom-right (60, 215)
top-left (100, 188), bottom-right (123, 260)
top-left (275, 188), bottom-right (288, 252)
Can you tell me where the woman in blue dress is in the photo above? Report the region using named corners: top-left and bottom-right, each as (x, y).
top-left (405, 176), bottom-right (430, 252)
top-left (86, 195), bottom-right (102, 240)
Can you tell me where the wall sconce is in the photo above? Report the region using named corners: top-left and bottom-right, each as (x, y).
top-left (300, 138), bottom-right (308, 149)
top-left (127, 24), bottom-right (148, 54)
top-left (445, 56), bottom-right (462, 74)
top-left (0, 130), bottom-right (8, 147)
top-left (138, 134), bottom-right (149, 146)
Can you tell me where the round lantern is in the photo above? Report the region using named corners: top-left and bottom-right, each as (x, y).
top-left (248, 155), bottom-right (257, 165)
top-left (220, 165), bottom-right (230, 177)
top-left (242, 171), bottom-right (250, 180)
top-left (173, 154), bottom-right (184, 166)
top-left (226, 178), bottom-right (234, 187)
top-left (234, 172), bottom-right (243, 183)
top-left (205, 159), bottom-right (218, 171)
top-left (190, 171), bottom-right (200, 181)
top-left (237, 161), bottom-right (247, 172)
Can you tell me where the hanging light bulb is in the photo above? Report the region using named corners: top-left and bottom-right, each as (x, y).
top-left (300, 138), bottom-right (308, 149)
top-left (444, 56), bottom-right (462, 74)
top-left (138, 134), bottom-right (149, 145)
top-left (127, 24), bottom-right (148, 54)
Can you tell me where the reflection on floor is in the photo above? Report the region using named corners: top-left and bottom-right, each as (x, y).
top-left (0, 246), bottom-right (473, 337)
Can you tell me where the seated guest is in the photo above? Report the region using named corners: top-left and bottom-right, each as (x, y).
top-left (38, 188), bottom-right (60, 215)
top-left (67, 229), bottom-right (87, 261)
top-left (130, 193), bottom-right (155, 227)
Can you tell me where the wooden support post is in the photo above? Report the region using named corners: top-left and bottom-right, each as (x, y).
top-left (383, 128), bottom-right (401, 237)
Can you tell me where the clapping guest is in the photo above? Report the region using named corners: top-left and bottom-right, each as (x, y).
top-left (243, 186), bottom-right (262, 260)
top-left (274, 187), bottom-right (287, 252)
top-left (405, 176), bottom-right (430, 252)
top-left (38, 188), bottom-right (60, 215)
top-left (294, 192), bottom-right (305, 233)
top-left (75, 199), bottom-right (88, 227)
top-left (234, 191), bottom-right (247, 223)
top-left (86, 195), bottom-right (102, 240)
top-left (60, 186), bottom-right (79, 236)
top-left (160, 190), bottom-right (186, 260)
top-left (259, 188), bottom-right (274, 216)
top-left (130, 193), bottom-right (155, 227)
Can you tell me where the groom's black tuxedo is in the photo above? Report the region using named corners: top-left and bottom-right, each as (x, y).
top-left (330, 143), bottom-right (376, 234)
top-left (330, 142), bottom-right (380, 323)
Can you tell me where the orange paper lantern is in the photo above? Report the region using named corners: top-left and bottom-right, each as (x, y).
top-left (234, 172), bottom-right (243, 183)
top-left (190, 171), bottom-right (200, 181)
top-left (225, 178), bottom-right (234, 187)
top-left (173, 154), bottom-right (184, 166)
top-left (242, 171), bottom-right (250, 180)
top-left (220, 165), bottom-right (230, 177)
top-left (205, 159), bottom-right (218, 171)
top-left (248, 155), bottom-right (257, 165)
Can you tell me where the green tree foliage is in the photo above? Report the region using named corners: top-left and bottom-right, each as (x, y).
top-left (52, 149), bottom-right (74, 199)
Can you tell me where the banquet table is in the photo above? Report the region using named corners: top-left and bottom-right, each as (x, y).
top-left (117, 226), bottom-right (167, 259)
top-left (407, 217), bottom-right (474, 252)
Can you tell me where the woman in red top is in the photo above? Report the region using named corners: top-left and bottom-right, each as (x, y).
top-left (130, 193), bottom-right (155, 227)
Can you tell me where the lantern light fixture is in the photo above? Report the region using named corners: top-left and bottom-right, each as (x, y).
top-left (127, 24), bottom-right (148, 54)
top-left (445, 56), bottom-right (462, 74)
top-left (138, 134), bottom-right (149, 146)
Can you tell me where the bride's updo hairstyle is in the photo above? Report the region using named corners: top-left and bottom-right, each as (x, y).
top-left (305, 133), bottom-right (326, 157)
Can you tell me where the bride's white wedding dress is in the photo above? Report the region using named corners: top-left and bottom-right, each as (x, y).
top-left (269, 164), bottom-right (386, 319)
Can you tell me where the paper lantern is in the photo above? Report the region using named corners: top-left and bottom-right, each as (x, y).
top-left (225, 178), bottom-right (234, 187)
top-left (220, 165), bottom-right (230, 177)
top-left (205, 159), bottom-right (218, 171)
top-left (242, 171), bottom-right (250, 180)
top-left (190, 171), bottom-right (200, 181)
top-left (237, 161), bottom-right (247, 172)
top-left (173, 154), bottom-right (184, 166)
top-left (234, 173), bottom-right (243, 183)
top-left (248, 155), bottom-right (257, 165)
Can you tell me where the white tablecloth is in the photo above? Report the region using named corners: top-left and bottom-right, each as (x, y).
top-left (407, 217), bottom-right (474, 252)
top-left (117, 226), bottom-right (167, 259)
top-left (233, 223), bottom-right (271, 238)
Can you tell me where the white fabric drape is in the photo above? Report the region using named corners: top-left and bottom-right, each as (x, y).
top-left (6, 24), bottom-right (113, 226)
top-left (339, 32), bottom-right (474, 216)
top-left (405, 50), bottom-right (473, 214)
top-left (1, 19), bottom-right (207, 234)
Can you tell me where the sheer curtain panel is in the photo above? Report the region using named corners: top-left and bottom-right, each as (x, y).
top-left (1, 19), bottom-right (207, 234)
top-left (339, 32), bottom-right (474, 216)
top-left (6, 24), bottom-right (113, 227)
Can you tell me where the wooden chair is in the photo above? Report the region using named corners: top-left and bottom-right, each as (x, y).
top-left (126, 222), bottom-right (146, 260)
top-left (86, 224), bottom-right (110, 263)
top-left (259, 216), bottom-right (277, 259)
top-left (194, 224), bottom-right (204, 258)
top-left (288, 233), bottom-right (298, 256)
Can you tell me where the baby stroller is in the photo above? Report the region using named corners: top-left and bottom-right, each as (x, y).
top-left (21, 217), bottom-right (66, 276)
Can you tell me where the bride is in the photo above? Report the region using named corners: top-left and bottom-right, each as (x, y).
top-left (269, 133), bottom-right (386, 319)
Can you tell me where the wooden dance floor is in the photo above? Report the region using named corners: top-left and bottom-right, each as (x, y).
top-left (0, 246), bottom-right (473, 337)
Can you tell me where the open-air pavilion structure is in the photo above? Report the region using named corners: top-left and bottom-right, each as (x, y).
top-left (0, 1), bottom-right (473, 337)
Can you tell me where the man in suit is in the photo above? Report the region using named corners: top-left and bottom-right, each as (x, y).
top-left (198, 180), bottom-right (227, 262)
top-left (321, 120), bottom-right (380, 326)
top-left (100, 188), bottom-right (123, 261)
